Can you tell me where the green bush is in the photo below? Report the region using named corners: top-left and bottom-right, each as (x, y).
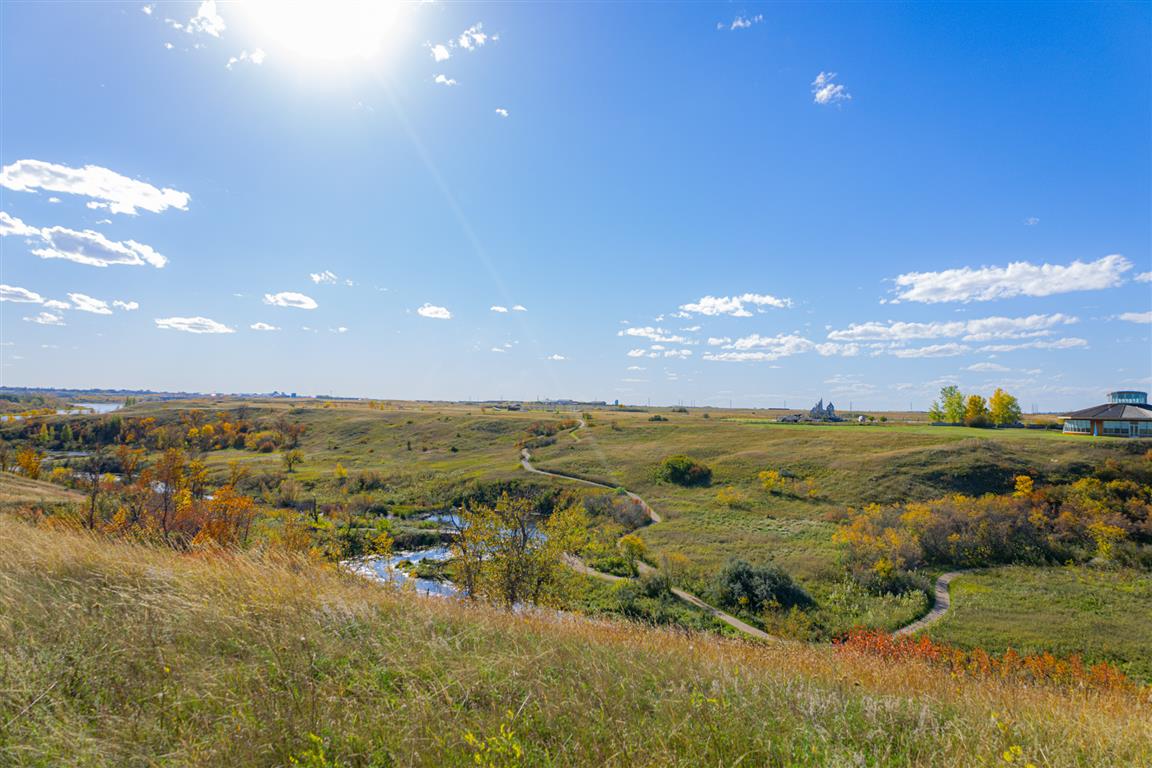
top-left (713, 559), bottom-right (813, 613)
top-left (656, 455), bottom-right (712, 487)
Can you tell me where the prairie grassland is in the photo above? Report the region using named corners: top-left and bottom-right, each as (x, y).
top-left (1, 516), bottom-right (1148, 767)
top-left (0, 473), bottom-right (86, 504)
top-left (927, 566), bottom-right (1152, 681)
top-left (33, 399), bottom-right (1150, 644)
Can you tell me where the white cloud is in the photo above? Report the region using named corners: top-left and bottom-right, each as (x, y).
top-left (1024, 217), bottom-right (1040, 226)
top-left (0, 284), bottom-right (44, 304)
top-left (1119, 311), bottom-right (1152, 324)
top-left (47, 196), bottom-right (61, 203)
top-left (545, 354), bottom-right (566, 361)
top-left (67, 293), bottom-right (112, 315)
top-left (490, 305), bottom-right (508, 313)
top-left (827, 313), bottom-right (1078, 342)
top-left (888, 343), bottom-right (970, 358)
top-left (428, 43), bottom-right (451, 62)
top-left (434, 74), bottom-right (457, 86)
top-left (164, 42), bottom-right (174, 50)
top-left (626, 348), bottom-right (648, 358)
top-left (1135, 271), bottom-right (1151, 283)
top-left (966, 362), bottom-right (1010, 372)
top-left (626, 365), bottom-right (645, 371)
top-left (333, 326), bottom-right (348, 334)
top-left (155, 316), bottom-right (234, 334)
top-left (0, 216), bottom-right (169, 268)
top-left (490, 347), bottom-right (505, 353)
top-left (188, 0), bottom-right (225, 37)
top-left (706, 337), bottom-right (731, 346)
top-left (618, 326), bottom-right (690, 344)
top-left (495, 108), bottom-right (509, 118)
top-left (43, 299), bottom-right (71, 310)
top-left (812, 72), bottom-right (851, 105)
top-left (0, 159), bottom-right (190, 215)
top-left (978, 337), bottom-right (1087, 353)
top-left (24, 312), bottom-right (65, 326)
top-left (457, 22), bottom-right (488, 50)
top-left (263, 292), bottom-right (318, 310)
top-left (309, 270), bottom-right (338, 284)
top-left (512, 304), bottom-right (527, 311)
top-left (227, 48), bottom-right (266, 69)
top-left (0, 211), bottom-right (40, 237)
top-left (417, 303), bottom-right (451, 320)
top-left (142, 4), bottom-right (153, 14)
top-left (113, 299), bottom-right (139, 311)
top-left (723, 14), bottom-right (763, 30)
top-left (891, 254), bottom-right (1131, 303)
top-left (250, 322), bottom-right (279, 331)
top-left (679, 292), bottom-right (792, 317)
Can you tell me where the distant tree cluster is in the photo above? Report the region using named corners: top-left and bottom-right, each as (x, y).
top-left (928, 385), bottom-right (1022, 427)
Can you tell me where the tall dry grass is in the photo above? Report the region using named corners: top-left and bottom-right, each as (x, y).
top-left (0, 515), bottom-right (1148, 767)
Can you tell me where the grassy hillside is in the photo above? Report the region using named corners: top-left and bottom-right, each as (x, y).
top-left (927, 566), bottom-right (1152, 680)
top-left (0, 473), bottom-right (86, 504)
top-left (1, 516), bottom-right (1148, 767)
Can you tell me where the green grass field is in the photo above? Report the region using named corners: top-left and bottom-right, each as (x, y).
top-left (927, 566), bottom-right (1152, 680)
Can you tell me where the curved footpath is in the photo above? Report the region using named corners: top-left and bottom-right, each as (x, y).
top-left (520, 439), bottom-right (775, 642)
top-left (522, 420), bottom-right (957, 641)
top-left (893, 571), bottom-right (965, 636)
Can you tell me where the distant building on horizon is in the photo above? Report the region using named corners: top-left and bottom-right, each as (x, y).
top-left (1060, 391), bottom-right (1152, 438)
top-left (779, 398), bottom-right (842, 423)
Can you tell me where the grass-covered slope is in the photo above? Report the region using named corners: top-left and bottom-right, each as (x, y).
top-left (927, 566), bottom-right (1152, 681)
top-left (1, 517), bottom-right (1148, 767)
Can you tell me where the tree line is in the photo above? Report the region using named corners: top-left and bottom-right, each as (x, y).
top-left (928, 385), bottom-right (1022, 427)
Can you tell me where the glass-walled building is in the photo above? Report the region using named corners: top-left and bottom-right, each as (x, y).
top-left (1061, 391), bottom-right (1152, 437)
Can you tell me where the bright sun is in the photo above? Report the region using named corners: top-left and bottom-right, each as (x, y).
top-left (243, 0), bottom-right (403, 61)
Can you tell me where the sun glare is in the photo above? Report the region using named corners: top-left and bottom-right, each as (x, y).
top-left (243, 0), bottom-right (403, 61)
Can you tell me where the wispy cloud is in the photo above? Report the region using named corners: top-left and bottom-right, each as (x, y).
top-left (226, 48), bottom-right (265, 69)
top-left (1024, 217), bottom-right (1040, 226)
top-left (309, 270), bottom-right (338, 284)
top-left (495, 108), bottom-right (509, 118)
top-left (512, 304), bottom-right (527, 312)
top-left (618, 327), bottom-right (690, 344)
top-left (0, 160), bottom-right (190, 215)
top-left (155, 316), bottom-right (234, 334)
top-left (719, 14), bottom-right (763, 31)
top-left (490, 305), bottom-right (508, 313)
top-left (1118, 311), bottom-right (1152, 324)
top-left (1135, 271), bottom-right (1151, 283)
top-left (263, 292), bottom-right (318, 309)
top-left (434, 74), bottom-right (457, 86)
top-left (250, 322), bottom-right (279, 331)
top-left (890, 254), bottom-right (1131, 303)
top-left (679, 292), bottom-right (792, 317)
top-left (1, 212), bottom-right (169, 268)
top-left (812, 72), bottom-right (851, 105)
top-left (827, 313), bottom-right (1078, 342)
top-left (966, 362), bottom-right (1010, 372)
top-left (67, 293), bottom-right (113, 315)
top-left (417, 303), bottom-right (451, 320)
top-left (545, 354), bottom-right (566, 361)
top-left (113, 300), bottom-right (139, 311)
top-left (0, 284), bottom-right (44, 304)
top-left (24, 312), bottom-right (65, 326)
top-left (428, 43), bottom-right (451, 62)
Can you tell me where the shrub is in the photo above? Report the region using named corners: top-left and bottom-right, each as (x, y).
top-left (656, 455), bottom-right (712, 487)
top-left (713, 559), bottom-right (813, 613)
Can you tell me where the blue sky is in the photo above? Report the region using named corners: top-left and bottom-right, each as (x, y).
top-left (1, 1), bottom-right (1149, 409)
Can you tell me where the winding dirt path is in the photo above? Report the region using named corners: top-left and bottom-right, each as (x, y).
top-left (893, 571), bottom-right (966, 636)
top-left (521, 432), bottom-right (775, 642)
